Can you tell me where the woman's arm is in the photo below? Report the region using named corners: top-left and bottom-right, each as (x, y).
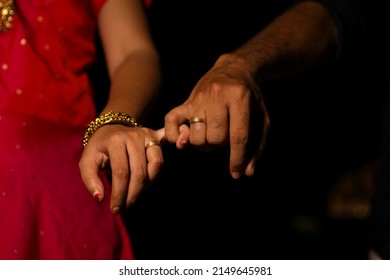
top-left (79, 0), bottom-right (164, 214)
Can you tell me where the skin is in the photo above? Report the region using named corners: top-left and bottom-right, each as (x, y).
top-left (80, 0), bottom-right (340, 214)
top-left (164, 0), bottom-right (339, 179)
top-left (79, 0), bottom-right (164, 214)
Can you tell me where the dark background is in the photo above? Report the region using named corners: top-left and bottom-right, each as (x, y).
top-left (93, 0), bottom-right (389, 259)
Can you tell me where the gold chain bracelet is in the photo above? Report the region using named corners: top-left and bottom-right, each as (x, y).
top-left (0, 0), bottom-right (15, 32)
top-left (82, 111), bottom-right (141, 149)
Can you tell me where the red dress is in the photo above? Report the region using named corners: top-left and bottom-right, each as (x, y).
top-left (0, 0), bottom-right (134, 259)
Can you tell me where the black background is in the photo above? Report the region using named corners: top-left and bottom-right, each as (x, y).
top-left (93, 0), bottom-right (389, 260)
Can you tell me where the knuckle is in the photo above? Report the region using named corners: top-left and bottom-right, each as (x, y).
top-left (189, 136), bottom-right (203, 146)
top-left (106, 132), bottom-right (125, 145)
top-left (209, 117), bottom-right (223, 129)
top-left (111, 167), bottom-right (129, 180)
top-left (207, 133), bottom-right (225, 145)
top-left (132, 170), bottom-right (147, 185)
top-left (230, 131), bottom-right (248, 146)
top-left (150, 157), bottom-right (164, 170)
top-left (207, 82), bottom-right (224, 93)
top-left (164, 112), bottom-right (180, 124)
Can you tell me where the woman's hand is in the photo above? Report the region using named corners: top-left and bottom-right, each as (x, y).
top-left (79, 125), bottom-right (165, 214)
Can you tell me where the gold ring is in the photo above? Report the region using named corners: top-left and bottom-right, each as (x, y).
top-left (145, 140), bottom-right (161, 150)
top-left (189, 116), bottom-right (206, 124)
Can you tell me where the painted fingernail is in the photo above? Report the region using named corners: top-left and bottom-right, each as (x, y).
top-left (180, 140), bottom-right (187, 147)
top-left (93, 190), bottom-right (102, 202)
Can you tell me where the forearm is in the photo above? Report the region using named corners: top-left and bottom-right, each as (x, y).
top-left (102, 49), bottom-right (161, 121)
top-left (215, 0), bottom-right (339, 82)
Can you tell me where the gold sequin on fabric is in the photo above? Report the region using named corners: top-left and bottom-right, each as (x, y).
top-left (0, 0), bottom-right (15, 32)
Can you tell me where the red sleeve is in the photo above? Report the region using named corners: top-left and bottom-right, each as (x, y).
top-left (92, 0), bottom-right (108, 17)
top-left (144, 0), bottom-right (152, 8)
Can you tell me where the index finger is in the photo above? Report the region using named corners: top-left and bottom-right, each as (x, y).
top-left (164, 105), bottom-right (190, 143)
top-left (79, 150), bottom-right (107, 202)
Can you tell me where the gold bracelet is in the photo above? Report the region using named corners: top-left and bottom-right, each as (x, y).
top-left (0, 0), bottom-right (15, 32)
top-left (82, 111), bottom-right (141, 149)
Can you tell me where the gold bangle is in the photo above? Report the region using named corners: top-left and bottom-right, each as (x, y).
top-left (82, 111), bottom-right (141, 149)
top-left (0, 0), bottom-right (15, 32)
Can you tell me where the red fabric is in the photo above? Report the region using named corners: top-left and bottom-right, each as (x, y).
top-left (0, 0), bottom-right (134, 259)
top-left (145, 0), bottom-right (152, 8)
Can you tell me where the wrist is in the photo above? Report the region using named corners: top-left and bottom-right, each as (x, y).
top-left (82, 111), bottom-right (141, 149)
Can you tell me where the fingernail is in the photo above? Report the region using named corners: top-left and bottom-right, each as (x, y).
top-left (232, 172), bottom-right (241, 179)
top-left (111, 206), bottom-right (121, 215)
top-left (180, 140), bottom-right (187, 147)
top-left (93, 191), bottom-right (102, 202)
